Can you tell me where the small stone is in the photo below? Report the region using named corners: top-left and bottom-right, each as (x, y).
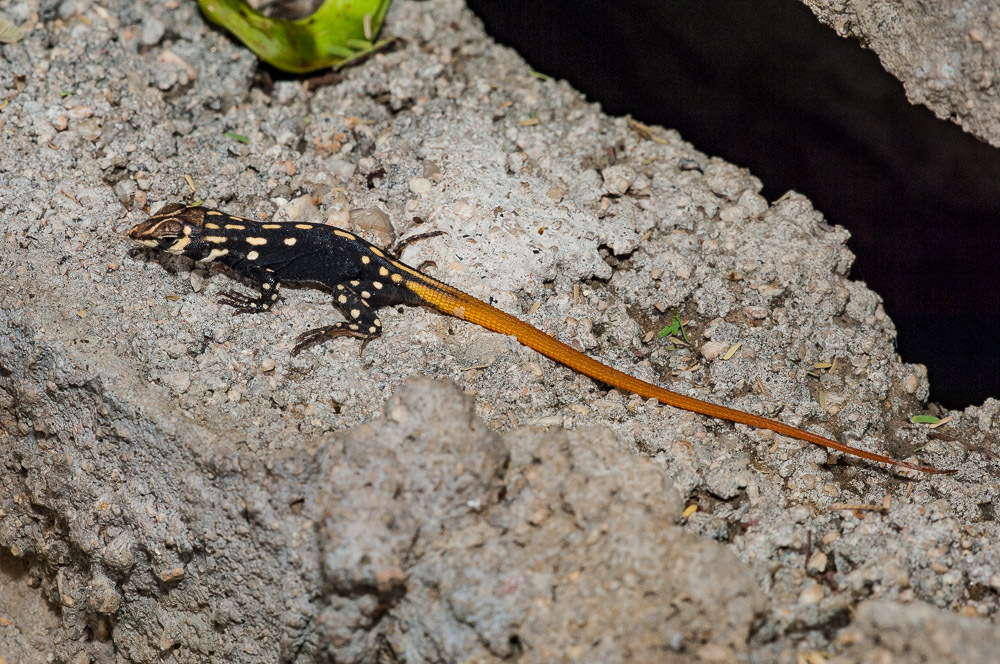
top-left (323, 156), bottom-right (356, 181)
top-left (67, 106), bottom-right (94, 120)
top-left (278, 195), bottom-right (320, 223)
top-left (408, 177), bottom-right (432, 194)
top-left (76, 118), bottom-right (102, 143)
top-left (737, 190), bottom-right (768, 216)
top-left (601, 164), bottom-right (635, 196)
top-left (159, 567), bottom-right (185, 582)
top-left (158, 630), bottom-right (177, 651)
top-left (700, 341), bottom-right (729, 361)
top-left (719, 205), bottom-right (748, 223)
top-left (903, 373), bottom-right (920, 394)
top-left (261, 358), bottom-right (276, 372)
top-left (798, 583), bottom-right (824, 604)
top-left (162, 371), bottom-right (191, 394)
top-left (452, 198), bottom-right (475, 220)
top-left (325, 192), bottom-right (350, 227)
top-left (140, 17), bottom-right (165, 45)
top-left (349, 206), bottom-right (394, 247)
top-left (87, 577), bottom-right (122, 614)
top-left (528, 507), bottom-right (549, 525)
top-left (113, 181), bottom-right (136, 209)
top-left (422, 161), bottom-right (442, 179)
top-left (806, 551), bottom-right (828, 573)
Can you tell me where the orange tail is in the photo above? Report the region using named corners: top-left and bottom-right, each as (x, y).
top-left (403, 276), bottom-right (953, 475)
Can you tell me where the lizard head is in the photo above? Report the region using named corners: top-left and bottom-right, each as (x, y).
top-left (128, 204), bottom-right (207, 255)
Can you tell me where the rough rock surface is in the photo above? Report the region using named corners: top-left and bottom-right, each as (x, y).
top-left (1, 0), bottom-right (998, 662)
top-left (804, 0), bottom-right (1000, 147)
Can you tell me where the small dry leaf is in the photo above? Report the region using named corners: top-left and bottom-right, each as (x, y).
top-left (722, 342), bottom-right (742, 360)
top-left (627, 117), bottom-right (670, 144)
top-left (0, 15), bottom-right (24, 44)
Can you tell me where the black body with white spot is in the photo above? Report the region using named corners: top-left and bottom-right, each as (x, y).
top-left (129, 203), bottom-right (428, 354)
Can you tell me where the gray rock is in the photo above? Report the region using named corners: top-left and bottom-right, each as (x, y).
top-left (1, 0), bottom-right (997, 661)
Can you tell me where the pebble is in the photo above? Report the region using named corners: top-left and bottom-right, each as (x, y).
top-left (601, 164), bottom-right (635, 196)
top-left (700, 341), bottom-right (729, 361)
top-left (798, 583), bottom-right (824, 605)
top-left (162, 371), bottom-right (191, 394)
top-left (719, 205), bottom-right (748, 223)
top-left (452, 198), bottom-right (475, 220)
top-left (140, 17), bottom-right (165, 46)
top-left (325, 192), bottom-right (351, 227)
top-left (273, 81), bottom-right (300, 105)
top-left (349, 207), bottom-right (394, 247)
top-left (323, 157), bottom-right (356, 181)
top-left (278, 195), bottom-right (320, 223)
top-left (68, 106), bottom-right (94, 120)
top-left (87, 577), bottom-right (122, 614)
top-left (409, 177), bottom-right (432, 194)
top-left (806, 551), bottom-right (828, 573)
top-left (76, 118), bottom-right (102, 143)
top-left (604, 175), bottom-right (630, 195)
top-left (737, 190), bottom-right (769, 216)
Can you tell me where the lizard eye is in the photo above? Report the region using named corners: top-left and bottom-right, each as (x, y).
top-left (156, 220), bottom-right (184, 238)
top-left (128, 217), bottom-right (192, 250)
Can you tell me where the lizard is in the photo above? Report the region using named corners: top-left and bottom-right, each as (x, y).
top-left (128, 203), bottom-right (954, 475)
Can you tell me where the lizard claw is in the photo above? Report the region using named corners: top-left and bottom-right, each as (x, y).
top-left (292, 325), bottom-right (374, 356)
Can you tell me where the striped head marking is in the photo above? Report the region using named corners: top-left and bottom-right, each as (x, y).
top-left (128, 204), bottom-right (208, 256)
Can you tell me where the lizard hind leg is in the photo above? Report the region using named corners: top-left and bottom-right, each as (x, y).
top-left (292, 286), bottom-right (384, 356)
top-left (388, 230), bottom-right (446, 258)
top-left (292, 323), bottom-right (377, 357)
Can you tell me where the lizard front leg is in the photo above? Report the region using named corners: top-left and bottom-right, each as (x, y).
top-left (218, 267), bottom-right (281, 314)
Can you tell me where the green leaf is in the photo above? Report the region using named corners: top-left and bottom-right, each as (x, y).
top-left (198, 0), bottom-right (393, 74)
top-left (225, 131), bottom-right (249, 143)
top-left (657, 309), bottom-right (688, 343)
top-left (910, 415), bottom-right (941, 425)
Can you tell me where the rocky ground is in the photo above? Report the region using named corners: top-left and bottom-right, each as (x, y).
top-left (1, 0), bottom-right (998, 662)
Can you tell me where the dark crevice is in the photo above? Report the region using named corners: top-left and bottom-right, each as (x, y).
top-left (467, 0), bottom-right (1000, 408)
